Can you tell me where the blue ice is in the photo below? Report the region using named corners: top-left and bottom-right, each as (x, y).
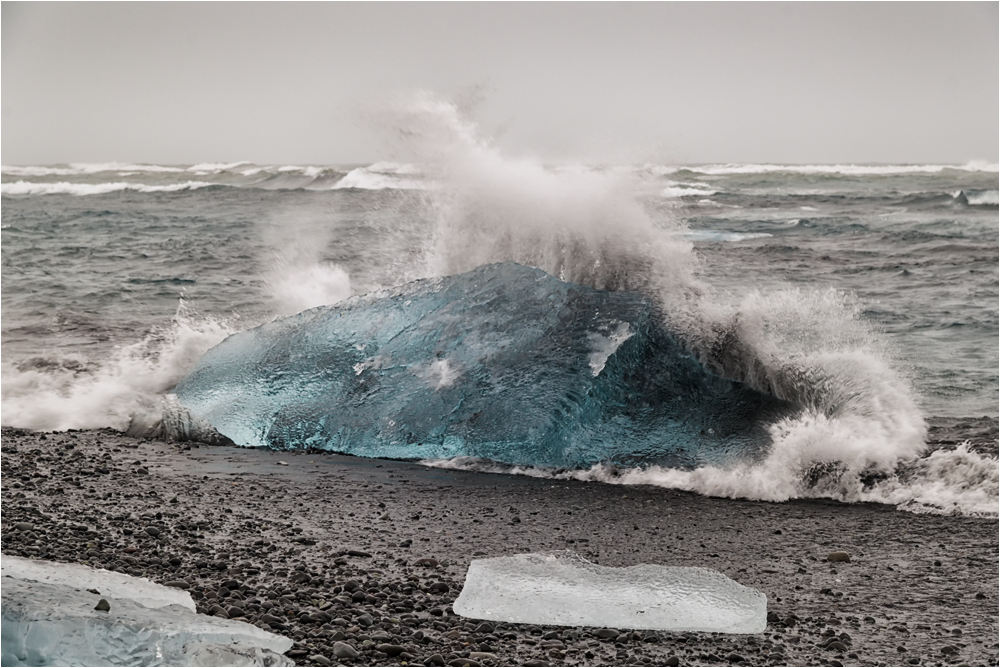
top-left (173, 263), bottom-right (789, 468)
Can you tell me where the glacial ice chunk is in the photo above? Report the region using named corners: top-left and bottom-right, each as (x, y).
top-left (452, 551), bottom-right (767, 633)
top-left (172, 263), bottom-right (790, 468)
top-left (1, 557), bottom-right (292, 667)
top-left (1, 555), bottom-right (195, 612)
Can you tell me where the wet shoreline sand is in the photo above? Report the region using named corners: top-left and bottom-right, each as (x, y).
top-left (2, 427), bottom-right (997, 667)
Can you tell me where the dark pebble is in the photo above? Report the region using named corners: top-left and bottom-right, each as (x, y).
top-left (377, 644), bottom-right (406, 656)
top-left (145, 527), bottom-right (160, 538)
top-left (727, 653), bottom-right (746, 663)
top-left (163, 580), bottom-right (189, 589)
top-left (308, 655), bottom-right (332, 666)
top-left (94, 598), bottom-right (110, 612)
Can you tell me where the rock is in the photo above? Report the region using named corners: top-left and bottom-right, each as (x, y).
top-left (826, 551), bottom-right (850, 563)
top-left (145, 527), bottom-right (160, 538)
top-left (356, 613), bottom-right (374, 627)
top-left (332, 641), bottom-right (360, 659)
top-left (163, 580), bottom-right (190, 589)
top-left (94, 598), bottom-right (110, 612)
top-left (469, 652), bottom-right (497, 660)
top-left (261, 613), bottom-right (284, 625)
top-left (347, 549), bottom-right (371, 557)
top-left (415, 558), bottom-right (440, 567)
top-left (308, 655), bottom-right (332, 666)
top-left (766, 611), bottom-right (780, 624)
top-left (227, 606), bottom-right (245, 618)
top-left (727, 653), bottom-right (745, 662)
top-left (377, 644), bottom-right (406, 656)
top-left (14, 522), bottom-right (33, 532)
top-left (448, 660), bottom-right (481, 667)
top-left (826, 641), bottom-right (848, 652)
top-left (594, 628), bottom-right (619, 639)
top-left (665, 657), bottom-right (680, 667)
top-left (429, 582), bottom-right (449, 593)
top-left (975, 592), bottom-right (987, 600)
top-left (941, 646), bottom-right (958, 655)
top-left (425, 654), bottom-right (446, 666)
top-left (474, 622), bottom-right (494, 634)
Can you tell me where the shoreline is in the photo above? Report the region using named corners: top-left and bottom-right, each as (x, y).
top-left (2, 426), bottom-right (997, 667)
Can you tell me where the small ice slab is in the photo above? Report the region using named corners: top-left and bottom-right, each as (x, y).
top-left (1, 555), bottom-right (195, 611)
top-left (1, 558), bottom-right (292, 667)
top-left (453, 551), bottom-right (767, 633)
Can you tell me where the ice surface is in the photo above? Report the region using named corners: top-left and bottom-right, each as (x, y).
top-left (1, 555), bottom-right (195, 611)
top-left (1, 558), bottom-right (292, 667)
top-left (173, 263), bottom-right (790, 468)
top-left (452, 551), bottom-right (767, 633)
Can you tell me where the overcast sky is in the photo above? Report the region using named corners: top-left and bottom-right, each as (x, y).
top-left (3, 2), bottom-right (997, 166)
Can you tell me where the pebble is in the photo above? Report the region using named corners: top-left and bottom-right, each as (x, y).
top-left (941, 645), bottom-right (958, 655)
top-left (332, 641), bottom-right (360, 659)
top-left (163, 580), bottom-right (189, 589)
top-left (827, 551), bottom-right (851, 562)
top-left (14, 522), bottom-right (33, 532)
top-left (447, 659), bottom-right (481, 667)
top-left (594, 628), bottom-right (619, 639)
top-left (376, 644), bottom-right (406, 656)
top-left (94, 598), bottom-right (110, 612)
top-left (425, 654), bottom-right (446, 666)
top-left (308, 655), bottom-right (332, 666)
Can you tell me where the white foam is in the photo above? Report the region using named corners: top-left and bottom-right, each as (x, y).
top-left (0, 304), bottom-right (234, 432)
top-left (964, 189), bottom-right (999, 206)
top-left (1, 181), bottom-right (219, 196)
top-left (659, 162), bottom-right (1000, 176)
top-left (331, 167), bottom-right (429, 190)
top-left (1, 163), bottom-right (186, 176)
top-left (661, 186), bottom-right (719, 198)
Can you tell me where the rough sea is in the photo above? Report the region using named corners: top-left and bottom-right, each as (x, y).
top-left (3, 101), bottom-right (997, 516)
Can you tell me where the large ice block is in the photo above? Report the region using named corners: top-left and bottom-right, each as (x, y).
top-left (452, 551), bottom-right (767, 633)
top-left (1, 555), bottom-right (195, 612)
top-left (1, 558), bottom-right (293, 667)
top-left (171, 263), bottom-right (789, 468)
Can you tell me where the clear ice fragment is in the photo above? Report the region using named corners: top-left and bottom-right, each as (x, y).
top-left (1, 555), bottom-right (195, 611)
top-left (452, 551), bottom-right (767, 633)
top-left (1, 558), bottom-right (292, 667)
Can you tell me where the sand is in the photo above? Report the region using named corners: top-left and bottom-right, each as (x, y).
top-left (1, 426), bottom-right (997, 667)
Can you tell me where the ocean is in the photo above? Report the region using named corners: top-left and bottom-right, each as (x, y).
top-left (2, 104), bottom-right (997, 517)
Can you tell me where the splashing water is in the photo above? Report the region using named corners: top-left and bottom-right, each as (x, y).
top-left (0, 303), bottom-right (234, 432)
top-left (388, 92), bottom-right (994, 515)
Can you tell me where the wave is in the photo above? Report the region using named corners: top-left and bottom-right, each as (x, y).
top-left (954, 189), bottom-right (1000, 206)
top-left (422, 441), bottom-right (998, 517)
top-left (0, 304), bottom-right (234, 432)
top-left (330, 167), bottom-right (430, 191)
top-left (1, 180), bottom-right (221, 196)
top-left (655, 162), bottom-right (1000, 176)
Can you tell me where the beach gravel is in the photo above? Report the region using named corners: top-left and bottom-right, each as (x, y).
top-left (1, 425), bottom-right (997, 667)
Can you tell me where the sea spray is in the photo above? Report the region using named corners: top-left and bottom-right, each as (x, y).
top-left (387, 92), bottom-right (988, 514)
top-left (0, 302), bottom-right (233, 432)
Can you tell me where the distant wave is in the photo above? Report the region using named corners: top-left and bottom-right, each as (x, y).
top-left (1, 181), bottom-right (221, 196)
top-left (329, 167), bottom-right (431, 190)
top-left (653, 162), bottom-right (1000, 176)
top-left (954, 189), bottom-right (1000, 206)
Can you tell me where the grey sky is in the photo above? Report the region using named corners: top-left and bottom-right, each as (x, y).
top-left (3, 2), bottom-right (997, 165)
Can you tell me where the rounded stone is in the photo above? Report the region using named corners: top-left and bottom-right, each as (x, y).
top-left (827, 551), bottom-right (851, 563)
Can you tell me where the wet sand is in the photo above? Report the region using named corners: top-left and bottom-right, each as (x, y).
top-left (2, 427), bottom-right (997, 667)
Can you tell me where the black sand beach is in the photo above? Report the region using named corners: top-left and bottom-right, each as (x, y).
top-left (1, 426), bottom-right (997, 667)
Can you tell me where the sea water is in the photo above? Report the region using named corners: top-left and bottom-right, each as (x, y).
top-left (2, 94), bottom-right (997, 515)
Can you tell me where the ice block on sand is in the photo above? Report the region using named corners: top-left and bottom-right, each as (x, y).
top-left (1, 557), bottom-right (292, 667)
top-left (452, 551), bottom-right (767, 633)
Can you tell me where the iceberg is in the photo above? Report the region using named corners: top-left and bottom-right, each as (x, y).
top-left (172, 263), bottom-right (790, 468)
top-left (1, 557), bottom-right (292, 667)
top-left (452, 551), bottom-right (767, 633)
